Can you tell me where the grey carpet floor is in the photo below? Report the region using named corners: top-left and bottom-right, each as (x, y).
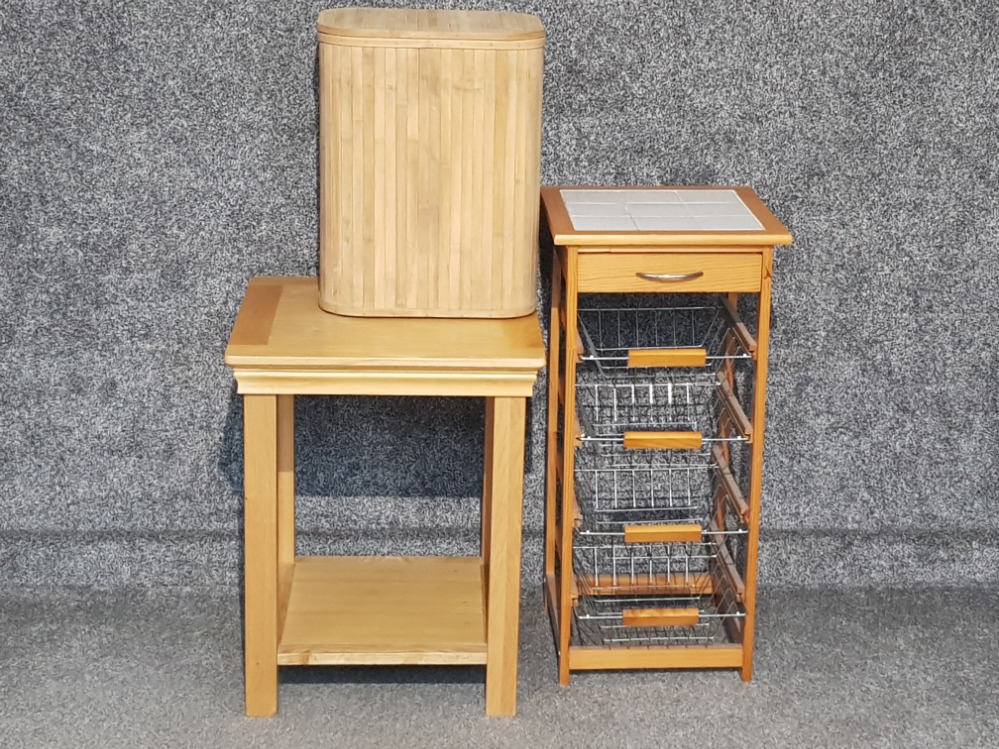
top-left (2, 586), bottom-right (998, 748)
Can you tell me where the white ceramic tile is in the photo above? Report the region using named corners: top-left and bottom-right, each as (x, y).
top-left (625, 202), bottom-right (691, 218)
top-left (563, 188), bottom-right (761, 233)
top-left (561, 188), bottom-right (683, 206)
top-left (624, 191), bottom-right (684, 204)
top-left (694, 215), bottom-right (763, 231)
top-left (677, 189), bottom-right (743, 204)
top-left (561, 189), bottom-right (629, 204)
top-left (566, 202), bottom-right (631, 218)
top-left (569, 216), bottom-right (639, 231)
top-left (685, 202), bottom-right (754, 218)
top-left (633, 216), bottom-right (703, 231)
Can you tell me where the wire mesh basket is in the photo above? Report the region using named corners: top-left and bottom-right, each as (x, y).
top-left (573, 533), bottom-right (745, 595)
top-left (572, 534), bottom-right (746, 647)
top-left (572, 591), bottom-right (745, 647)
top-left (575, 371), bottom-right (750, 446)
top-left (573, 444), bottom-right (749, 533)
top-left (577, 299), bottom-right (754, 374)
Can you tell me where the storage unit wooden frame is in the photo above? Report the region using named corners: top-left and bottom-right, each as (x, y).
top-left (541, 186), bottom-right (792, 684)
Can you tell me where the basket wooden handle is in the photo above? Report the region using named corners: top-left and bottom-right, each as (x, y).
top-left (622, 608), bottom-right (700, 628)
top-left (627, 348), bottom-right (707, 368)
top-left (624, 524), bottom-right (703, 544)
top-left (623, 431), bottom-right (702, 450)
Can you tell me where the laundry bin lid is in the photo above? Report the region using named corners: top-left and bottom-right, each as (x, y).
top-left (317, 7), bottom-right (545, 48)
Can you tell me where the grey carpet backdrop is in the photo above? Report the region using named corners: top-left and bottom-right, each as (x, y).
top-left (2, 0), bottom-right (997, 588)
top-left (5, 586), bottom-right (999, 747)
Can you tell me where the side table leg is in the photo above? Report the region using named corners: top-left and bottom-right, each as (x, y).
top-left (484, 396), bottom-right (527, 717)
top-left (277, 394), bottom-right (296, 631)
top-left (481, 397), bottom-right (495, 593)
top-left (243, 395), bottom-right (279, 717)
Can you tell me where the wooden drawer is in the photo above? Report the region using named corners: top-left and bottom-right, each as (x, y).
top-left (575, 253), bottom-right (762, 293)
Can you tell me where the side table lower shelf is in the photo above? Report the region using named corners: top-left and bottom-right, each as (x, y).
top-left (279, 556), bottom-right (487, 666)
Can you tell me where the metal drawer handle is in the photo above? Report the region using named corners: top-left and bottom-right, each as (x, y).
top-left (636, 271), bottom-right (704, 282)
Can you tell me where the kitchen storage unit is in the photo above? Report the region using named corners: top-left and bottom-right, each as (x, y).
top-left (316, 8), bottom-right (545, 318)
top-left (541, 186), bottom-right (792, 683)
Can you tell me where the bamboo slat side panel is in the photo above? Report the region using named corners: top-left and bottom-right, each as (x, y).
top-left (318, 33), bottom-right (544, 318)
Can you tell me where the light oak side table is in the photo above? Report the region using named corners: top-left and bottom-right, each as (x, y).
top-left (224, 276), bottom-right (545, 717)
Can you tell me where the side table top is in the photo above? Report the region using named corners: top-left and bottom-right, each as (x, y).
top-left (541, 185), bottom-right (792, 248)
top-left (224, 277), bottom-right (546, 373)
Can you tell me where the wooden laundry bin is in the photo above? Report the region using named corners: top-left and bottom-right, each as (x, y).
top-left (316, 8), bottom-right (546, 317)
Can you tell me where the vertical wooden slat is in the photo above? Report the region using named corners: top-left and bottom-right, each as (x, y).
top-left (491, 49), bottom-right (511, 313)
top-left (437, 48), bottom-right (454, 311)
top-left (382, 46), bottom-right (397, 309)
top-left (372, 47), bottom-right (386, 310)
top-left (361, 47), bottom-right (376, 309)
top-left (395, 46), bottom-right (409, 309)
top-left (418, 48), bottom-right (442, 312)
top-left (520, 48), bottom-right (543, 310)
top-left (512, 48), bottom-right (532, 312)
top-left (478, 49), bottom-right (497, 310)
top-left (459, 51), bottom-right (475, 312)
top-left (350, 46), bottom-right (365, 308)
top-left (448, 49), bottom-right (464, 312)
top-left (405, 46), bottom-right (420, 310)
top-left (416, 48), bottom-right (430, 312)
top-left (424, 49), bottom-right (442, 312)
top-left (470, 50), bottom-right (488, 309)
top-left (524, 47), bottom-right (544, 308)
top-left (317, 44), bottom-right (333, 305)
top-left (336, 45), bottom-right (351, 307)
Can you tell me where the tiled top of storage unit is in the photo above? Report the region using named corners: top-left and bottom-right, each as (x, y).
top-left (560, 189), bottom-right (763, 232)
